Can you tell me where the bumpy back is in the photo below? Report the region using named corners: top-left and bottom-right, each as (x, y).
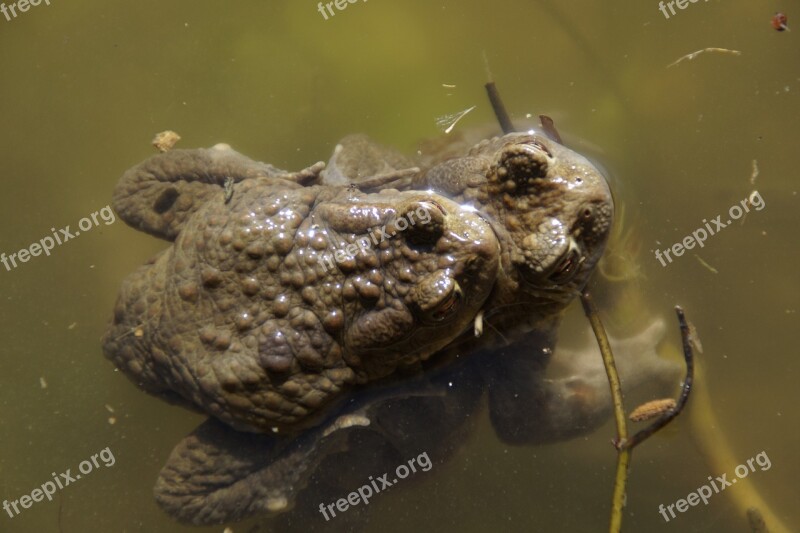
top-left (104, 155), bottom-right (500, 433)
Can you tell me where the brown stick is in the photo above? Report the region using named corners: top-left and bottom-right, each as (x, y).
top-left (581, 292), bottom-right (697, 533)
top-left (539, 114), bottom-right (563, 144)
top-left (484, 81), bottom-right (516, 134)
top-left (618, 306), bottom-right (694, 450)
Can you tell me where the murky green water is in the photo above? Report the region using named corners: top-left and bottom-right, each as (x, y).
top-left (1, 1), bottom-right (797, 532)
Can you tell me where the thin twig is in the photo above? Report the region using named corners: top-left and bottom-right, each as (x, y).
top-left (580, 290), bottom-right (628, 533)
top-left (580, 291), bottom-right (627, 443)
top-left (581, 292), bottom-right (697, 533)
top-left (619, 306), bottom-right (694, 450)
top-left (484, 81), bottom-right (516, 134)
top-left (539, 115), bottom-right (563, 144)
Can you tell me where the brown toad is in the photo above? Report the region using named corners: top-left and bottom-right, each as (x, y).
top-left (323, 130), bottom-right (614, 354)
top-left (103, 143), bottom-right (500, 433)
top-left (105, 126), bottom-right (671, 529)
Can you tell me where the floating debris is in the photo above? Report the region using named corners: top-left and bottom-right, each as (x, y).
top-left (738, 162), bottom-right (762, 225)
top-left (750, 159), bottom-right (760, 185)
top-left (67, 322), bottom-right (77, 330)
top-left (39, 377), bottom-right (47, 389)
top-left (772, 12), bottom-right (789, 32)
top-left (108, 417), bottom-right (117, 425)
top-left (105, 404), bottom-right (115, 413)
top-left (441, 83), bottom-right (456, 88)
top-left (629, 398), bottom-right (677, 422)
top-left (152, 130), bottom-right (181, 152)
top-left (435, 105), bottom-right (476, 134)
top-left (667, 48), bottom-right (742, 68)
top-left (694, 254), bottom-right (719, 274)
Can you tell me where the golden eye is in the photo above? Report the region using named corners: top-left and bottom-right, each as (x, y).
top-left (548, 243), bottom-right (582, 284)
top-left (411, 272), bottom-right (463, 324)
top-left (430, 282), bottom-right (463, 322)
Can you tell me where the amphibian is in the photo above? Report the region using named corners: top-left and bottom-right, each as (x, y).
top-left (104, 124), bottom-right (677, 528)
top-left (103, 143), bottom-right (500, 433)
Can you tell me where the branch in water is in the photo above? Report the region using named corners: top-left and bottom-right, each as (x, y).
top-left (620, 306), bottom-right (694, 450)
top-left (581, 291), bottom-right (697, 533)
top-left (539, 114), bottom-right (563, 144)
top-left (484, 81), bottom-right (515, 134)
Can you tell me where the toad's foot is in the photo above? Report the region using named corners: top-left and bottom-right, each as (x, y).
top-left (553, 317), bottom-right (681, 399)
top-left (154, 414), bottom-right (363, 525)
top-left (489, 318), bottom-right (682, 445)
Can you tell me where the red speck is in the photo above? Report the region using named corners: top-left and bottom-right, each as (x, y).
top-left (772, 12), bottom-right (789, 31)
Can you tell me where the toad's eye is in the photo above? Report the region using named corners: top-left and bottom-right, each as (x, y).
top-left (430, 282), bottom-right (463, 321)
top-left (519, 232), bottom-right (582, 286)
top-left (548, 241), bottom-right (582, 284)
top-left (412, 271), bottom-right (463, 324)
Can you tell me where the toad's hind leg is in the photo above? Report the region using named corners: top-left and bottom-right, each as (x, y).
top-left (154, 417), bottom-right (352, 525)
top-left (112, 144), bottom-right (322, 241)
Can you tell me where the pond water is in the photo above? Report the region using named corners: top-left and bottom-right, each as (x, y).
top-left (0, 1), bottom-right (797, 532)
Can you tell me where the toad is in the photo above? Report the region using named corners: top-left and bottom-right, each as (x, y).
top-left (104, 121), bottom-right (676, 528)
top-left (321, 129), bottom-right (614, 359)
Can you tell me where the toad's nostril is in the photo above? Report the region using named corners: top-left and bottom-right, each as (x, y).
top-left (496, 143), bottom-right (550, 195)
